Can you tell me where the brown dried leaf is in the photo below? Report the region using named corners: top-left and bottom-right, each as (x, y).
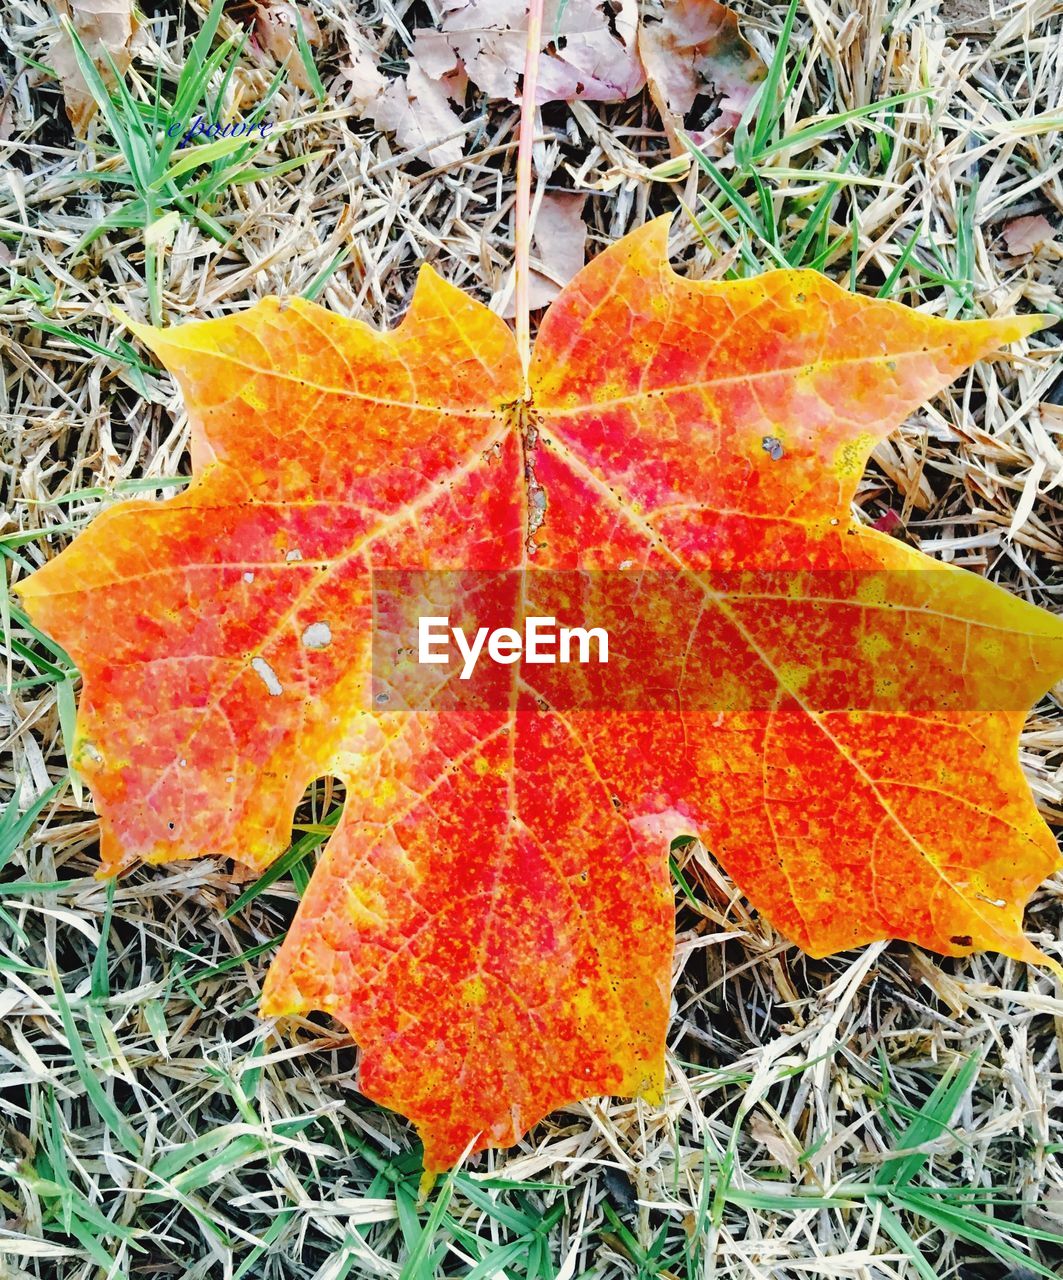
top-left (412, 28), bottom-right (470, 100)
top-left (416, 0), bottom-right (644, 105)
top-left (1002, 215), bottom-right (1056, 258)
top-left (501, 192), bottom-right (588, 315)
top-left (51, 0), bottom-right (136, 137)
top-left (254, 2), bottom-right (321, 93)
top-left (345, 48), bottom-right (465, 167)
top-left (638, 0), bottom-right (765, 156)
top-left (750, 1111), bottom-right (802, 1176)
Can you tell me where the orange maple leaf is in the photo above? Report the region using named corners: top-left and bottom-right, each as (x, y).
top-left (18, 219), bottom-right (1063, 1171)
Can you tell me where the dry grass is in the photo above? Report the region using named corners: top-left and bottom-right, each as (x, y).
top-left (2, 0), bottom-right (1063, 1277)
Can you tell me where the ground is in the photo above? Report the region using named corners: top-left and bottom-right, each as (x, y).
top-left (2, 0), bottom-right (1063, 1277)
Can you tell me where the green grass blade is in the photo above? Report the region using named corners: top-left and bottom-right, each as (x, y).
top-left (48, 963), bottom-right (142, 1157)
top-left (58, 18), bottom-right (144, 186)
top-left (294, 15), bottom-right (325, 102)
top-left (0, 780), bottom-right (65, 876)
top-left (223, 807), bottom-right (340, 918)
top-left (31, 320), bottom-right (162, 375)
top-left (785, 142), bottom-right (858, 267)
top-left (895, 1189), bottom-right (1061, 1279)
top-left (90, 877), bottom-right (117, 1000)
top-left (876, 228), bottom-right (921, 298)
top-left (303, 246), bottom-right (352, 300)
top-left (750, 0), bottom-right (801, 157)
top-left (877, 1203), bottom-right (941, 1280)
top-left (152, 132), bottom-right (271, 188)
top-left (879, 1052), bottom-right (982, 1188)
top-left (758, 90), bottom-right (932, 162)
top-left (399, 1165), bottom-right (461, 1280)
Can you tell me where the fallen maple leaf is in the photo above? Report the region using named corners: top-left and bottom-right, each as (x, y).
top-left (1002, 214), bottom-right (1057, 258)
top-left (639, 0), bottom-right (766, 155)
top-left (416, 0), bottom-right (645, 105)
top-left (18, 219), bottom-right (1063, 1172)
top-left (343, 46), bottom-right (466, 166)
top-left (344, 0), bottom-right (643, 170)
top-left (349, 0), bottom-right (762, 169)
top-left (51, 0), bottom-right (137, 137)
top-left (254, 2), bottom-right (322, 93)
top-left (500, 191), bottom-right (588, 314)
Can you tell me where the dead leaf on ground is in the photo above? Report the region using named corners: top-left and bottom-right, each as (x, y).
top-left (750, 1111), bottom-right (802, 1176)
top-left (1025, 1187), bottom-right (1063, 1235)
top-left (358, 0), bottom-right (760, 164)
top-left (638, 0), bottom-right (766, 156)
top-left (254, 2), bottom-right (322, 92)
top-left (500, 192), bottom-right (588, 315)
top-left (343, 47), bottom-right (465, 167)
top-left (51, 0), bottom-right (136, 137)
top-left (938, 0), bottom-right (996, 38)
top-left (415, 0), bottom-right (644, 105)
top-left (412, 27), bottom-right (469, 100)
top-left (1002, 215), bottom-right (1056, 258)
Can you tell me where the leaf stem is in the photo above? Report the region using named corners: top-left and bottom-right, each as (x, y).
top-left (515, 0), bottom-right (545, 378)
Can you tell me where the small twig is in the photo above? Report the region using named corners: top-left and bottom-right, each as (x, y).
top-left (514, 0), bottom-right (545, 378)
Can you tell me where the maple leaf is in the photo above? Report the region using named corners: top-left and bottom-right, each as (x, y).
top-left (414, 0), bottom-right (645, 106)
top-left (17, 219), bottom-right (1063, 1172)
top-left (357, 0), bottom-right (764, 166)
top-left (639, 0), bottom-right (766, 155)
top-left (51, 0), bottom-right (137, 138)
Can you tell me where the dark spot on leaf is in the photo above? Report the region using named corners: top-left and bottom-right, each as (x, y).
top-left (686, 89), bottom-right (724, 130)
top-left (601, 0), bottom-right (623, 40)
